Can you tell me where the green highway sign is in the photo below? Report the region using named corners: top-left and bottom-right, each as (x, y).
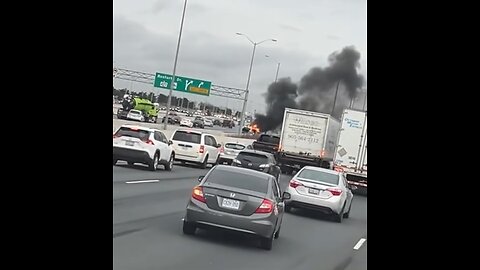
top-left (153, 72), bottom-right (211, 96)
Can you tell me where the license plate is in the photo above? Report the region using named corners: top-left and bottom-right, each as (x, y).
top-left (308, 188), bottom-right (320, 195)
top-left (125, 141), bottom-right (134, 146)
top-left (221, 198), bottom-right (240, 210)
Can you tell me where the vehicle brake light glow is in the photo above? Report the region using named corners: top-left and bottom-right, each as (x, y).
top-left (255, 199), bottom-right (273, 213)
top-left (289, 179), bottom-right (303, 188)
top-left (192, 186), bottom-right (206, 203)
top-left (327, 188), bottom-right (342, 196)
top-left (146, 139), bottom-right (155, 145)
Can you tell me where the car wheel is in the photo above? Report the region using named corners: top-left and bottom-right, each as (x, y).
top-left (260, 233), bottom-right (274, 250)
top-left (165, 154), bottom-right (174, 171)
top-left (274, 226), bottom-right (281, 239)
top-left (149, 153), bottom-right (159, 171)
top-left (343, 200), bottom-right (352, 218)
top-left (335, 203), bottom-right (346, 223)
top-left (182, 221), bottom-right (196, 235)
top-left (113, 159), bottom-right (117, 165)
top-left (215, 155), bottom-right (220, 165)
top-left (200, 155), bottom-right (208, 169)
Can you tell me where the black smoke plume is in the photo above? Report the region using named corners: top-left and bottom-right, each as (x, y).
top-left (254, 46), bottom-right (364, 132)
top-left (254, 78), bottom-right (298, 132)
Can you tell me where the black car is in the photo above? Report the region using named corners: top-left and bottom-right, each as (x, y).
top-left (213, 119), bottom-right (222, 126)
top-left (222, 119), bottom-right (235, 128)
top-left (193, 116), bottom-right (205, 128)
top-left (231, 150), bottom-right (281, 180)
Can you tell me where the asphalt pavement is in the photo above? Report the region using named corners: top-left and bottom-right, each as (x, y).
top-left (113, 161), bottom-right (367, 270)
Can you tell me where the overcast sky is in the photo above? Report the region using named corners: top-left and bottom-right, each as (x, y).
top-left (113, 0), bottom-right (366, 114)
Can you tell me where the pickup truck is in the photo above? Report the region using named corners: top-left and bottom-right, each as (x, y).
top-left (252, 134), bottom-right (280, 154)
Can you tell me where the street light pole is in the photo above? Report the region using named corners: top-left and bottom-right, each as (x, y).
top-left (331, 81), bottom-right (340, 116)
top-left (164, 0), bottom-right (188, 130)
top-left (239, 43), bottom-right (256, 134)
top-left (275, 62), bottom-right (280, 82)
top-left (237, 33), bottom-right (277, 135)
top-left (265, 55), bottom-right (281, 83)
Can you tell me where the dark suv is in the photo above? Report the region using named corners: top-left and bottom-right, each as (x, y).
top-left (193, 116), bottom-right (205, 128)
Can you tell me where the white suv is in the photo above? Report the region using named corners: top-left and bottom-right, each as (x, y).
top-left (113, 125), bottom-right (175, 171)
top-left (170, 129), bottom-right (221, 169)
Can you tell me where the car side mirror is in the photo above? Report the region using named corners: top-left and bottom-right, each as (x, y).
top-left (247, 145), bottom-right (253, 149)
top-left (168, 140), bottom-right (173, 145)
top-left (282, 192), bottom-right (291, 200)
top-left (217, 143), bottom-right (222, 148)
top-left (350, 185), bottom-right (358, 191)
top-left (198, 176), bottom-right (204, 182)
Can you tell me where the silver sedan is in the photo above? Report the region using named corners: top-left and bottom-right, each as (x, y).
top-left (283, 166), bottom-right (355, 223)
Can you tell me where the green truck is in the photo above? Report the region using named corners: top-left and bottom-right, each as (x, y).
top-left (116, 95), bottom-right (160, 123)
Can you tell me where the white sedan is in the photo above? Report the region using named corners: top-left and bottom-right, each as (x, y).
top-left (180, 118), bottom-right (194, 128)
top-left (283, 166), bottom-right (355, 223)
top-left (204, 119), bottom-right (214, 127)
top-left (127, 109), bottom-right (144, 122)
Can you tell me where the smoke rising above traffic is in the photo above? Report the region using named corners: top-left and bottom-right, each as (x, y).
top-left (254, 46), bottom-right (365, 132)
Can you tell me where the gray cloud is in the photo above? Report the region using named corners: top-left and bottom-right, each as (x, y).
top-left (152, 0), bottom-right (170, 14)
top-left (327, 34), bottom-right (341, 40)
top-left (279, 24), bottom-right (302, 32)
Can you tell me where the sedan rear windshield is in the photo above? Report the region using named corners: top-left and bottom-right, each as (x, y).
top-left (206, 168), bottom-right (268, 194)
top-left (225, 143), bottom-right (245, 150)
top-left (297, 169), bottom-right (339, 185)
top-left (259, 135), bottom-right (279, 144)
top-left (115, 127), bottom-right (150, 140)
top-left (237, 152), bottom-right (268, 164)
top-left (172, 131), bottom-right (201, 144)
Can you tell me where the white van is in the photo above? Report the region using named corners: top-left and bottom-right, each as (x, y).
top-left (170, 129), bottom-right (221, 169)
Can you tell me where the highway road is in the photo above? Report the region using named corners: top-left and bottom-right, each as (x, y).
top-left (113, 161), bottom-right (367, 270)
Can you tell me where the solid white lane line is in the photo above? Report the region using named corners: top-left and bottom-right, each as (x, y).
top-left (125, 180), bottom-right (160, 184)
top-left (353, 238), bottom-right (366, 250)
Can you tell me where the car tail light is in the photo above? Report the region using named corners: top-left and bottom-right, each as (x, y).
top-left (320, 150), bottom-right (326, 157)
top-left (289, 179), bottom-right (303, 188)
top-left (327, 188), bottom-right (342, 196)
top-left (220, 146), bottom-right (224, 153)
top-left (145, 139), bottom-right (154, 145)
top-left (199, 145), bottom-right (205, 153)
top-left (192, 186), bottom-right (206, 203)
top-left (255, 199), bottom-right (273, 213)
